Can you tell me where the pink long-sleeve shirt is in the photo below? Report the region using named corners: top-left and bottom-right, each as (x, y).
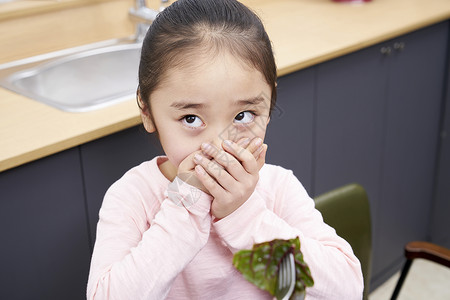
top-left (87, 156), bottom-right (363, 299)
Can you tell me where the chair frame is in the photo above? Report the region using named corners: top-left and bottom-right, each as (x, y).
top-left (390, 241), bottom-right (450, 300)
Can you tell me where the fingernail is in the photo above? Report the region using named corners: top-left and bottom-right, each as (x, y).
top-left (255, 144), bottom-right (264, 155)
top-left (194, 153), bottom-right (203, 163)
top-left (254, 138), bottom-right (263, 147)
top-left (201, 142), bottom-right (211, 152)
top-left (223, 140), bottom-right (233, 147)
top-left (257, 144), bottom-right (267, 159)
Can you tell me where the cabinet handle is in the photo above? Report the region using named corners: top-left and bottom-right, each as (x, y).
top-left (380, 46), bottom-right (392, 55)
top-left (394, 42), bottom-right (405, 51)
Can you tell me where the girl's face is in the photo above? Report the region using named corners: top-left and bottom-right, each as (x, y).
top-left (141, 51), bottom-right (272, 172)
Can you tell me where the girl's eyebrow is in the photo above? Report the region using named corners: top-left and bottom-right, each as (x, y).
top-left (235, 96), bottom-right (266, 107)
top-left (170, 96), bottom-right (266, 110)
top-left (170, 101), bottom-right (207, 110)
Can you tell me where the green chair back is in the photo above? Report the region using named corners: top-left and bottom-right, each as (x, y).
top-left (314, 183), bottom-right (372, 300)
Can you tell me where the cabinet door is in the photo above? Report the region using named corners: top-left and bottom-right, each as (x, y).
top-left (264, 68), bottom-right (315, 193)
top-left (80, 126), bottom-right (163, 247)
top-left (0, 148), bottom-right (91, 300)
top-left (377, 21), bottom-right (448, 277)
top-left (315, 43), bottom-right (388, 278)
top-left (430, 49), bottom-right (450, 248)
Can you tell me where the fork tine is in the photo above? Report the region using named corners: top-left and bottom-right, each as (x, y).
top-left (276, 253), bottom-right (296, 300)
top-left (278, 257), bottom-right (284, 289)
top-left (285, 255), bottom-right (288, 284)
top-left (278, 260), bottom-right (282, 287)
top-left (283, 253), bottom-right (295, 300)
top-left (283, 254), bottom-right (289, 285)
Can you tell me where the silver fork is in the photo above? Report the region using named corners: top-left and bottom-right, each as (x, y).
top-left (275, 253), bottom-right (296, 300)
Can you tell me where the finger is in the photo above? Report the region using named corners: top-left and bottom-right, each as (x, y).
top-left (245, 137), bottom-right (264, 155)
top-left (183, 147), bottom-right (212, 166)
top-left (202, 152), bottom-right (213, 160)
top-left (201, 143), bottom-right (232, 168)
top-left (199, 144), bottom-right (243, 178)
top-left (221, 139), bottom-right (259, 174)
top-left (228, 137), bottom-right (260, 159)
top-left (194, 162), bottom-right (227, 198)
top-left (194, 152), bottom-right (225, 173)
top-left (178, 150), bottom-right (201, 174)
top-left (254, 143), bottom-right (267, 160)
top-left (201, 142), bottom-right (249, 182)
top-left (236, 137), bottom-right (251, 148)
top-left (255, 144), bottom-right (268, 171)
top-left (235, 137), bottom-right (263, 160)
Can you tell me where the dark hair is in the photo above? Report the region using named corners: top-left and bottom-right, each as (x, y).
top-left (138, 0), bottom-right (277, 116)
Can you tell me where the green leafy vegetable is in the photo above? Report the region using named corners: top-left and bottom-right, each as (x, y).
top-left (233, 237), bottom-right (314, 300)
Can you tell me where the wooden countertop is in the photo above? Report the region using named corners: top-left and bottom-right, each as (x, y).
top-left (1, 0), bottom-right (450, 172)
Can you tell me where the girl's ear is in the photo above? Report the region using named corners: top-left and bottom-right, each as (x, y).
top-left (141, 111), bottom-right (156, 133)
top-left (138, 92), bottom-right (156, 133)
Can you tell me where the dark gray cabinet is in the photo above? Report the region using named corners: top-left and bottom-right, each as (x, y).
top-left (430, 44), bottom-right (450, 250)
top-left (0, 148), bottom-right (91, 300)
top-left (265, 68), bottom-right (315, 192)
top-left (79, 126), bottom-right (162, 248)
top-left (313, 21), bottom-right (449, 289)
top-left (314, 41), bottom-right (389, 290)
top-left (376, 22), bottom-right (447, 286)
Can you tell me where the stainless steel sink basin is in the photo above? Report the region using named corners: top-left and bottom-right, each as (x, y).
top-left (0, 38), bottom-right (142, 112)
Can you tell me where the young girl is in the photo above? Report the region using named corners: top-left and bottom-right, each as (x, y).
top-left (87, 0), bottom-right (364, 299)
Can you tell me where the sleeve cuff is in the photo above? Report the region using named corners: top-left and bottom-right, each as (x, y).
top-left (212, 190), bottom-right (267, 252)
top-left (166, 176), bottom-right (212, 215)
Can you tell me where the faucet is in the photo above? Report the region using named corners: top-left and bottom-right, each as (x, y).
top-left (129, 0), bottom-right (169, 42)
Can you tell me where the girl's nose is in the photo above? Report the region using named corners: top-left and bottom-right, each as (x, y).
top-left (210, 135), bottom-right (227, 149)
top-left (208, 124), bottom-right (239, 148)
top-left (209, 126), bottom-right (250, 149)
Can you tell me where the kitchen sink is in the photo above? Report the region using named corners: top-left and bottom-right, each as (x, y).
top-left (0, 38), bottom-right (142, 112)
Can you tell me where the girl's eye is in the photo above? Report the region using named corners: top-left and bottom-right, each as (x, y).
top-left (181, 115), bottom-right (204, 128)
top-left (234, 111), bottom-right (255, 124)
